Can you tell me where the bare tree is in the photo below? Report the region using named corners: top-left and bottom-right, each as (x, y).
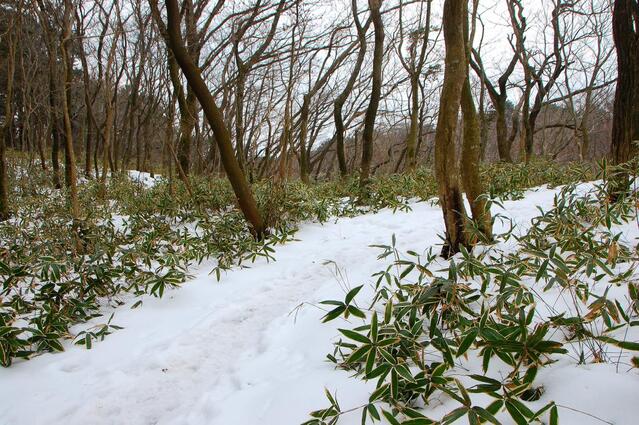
top-left (0, 0), bottom-right (18, 220)
top-left (59, 0), bottom-right (80, 222)
top-left (156, 0), bottom-right (265, 237)
top-left (470, 41), bottom-right (518, 162)
top-left (508, 0), bottom-right (568, 162)
top-left (359, 0), bottom-right (385, 189)
top-left (332, 0), bottom-right (369, 178)
top-left (397, 0), bottom-right (433, 171)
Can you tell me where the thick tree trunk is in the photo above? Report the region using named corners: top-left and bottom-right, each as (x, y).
top-left (435, 0), bottom-right (468, 258)
top-left (610, 0), bottom-right (639, 199)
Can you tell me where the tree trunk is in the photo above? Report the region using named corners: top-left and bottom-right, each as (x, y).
top-left (177, 88), bottom-right (197, 175)
top-left (610, 0), bottom-right (639, 199)
top-left (460, 66), bottom-right (492, 240)
top-left (60, 0), bottom-right (80, 222)
top-left (405, 76), bottom-right (420, 171)
top-left (48, 60), bottom-right (62, 189)
top-left (435, 0), bottom-right (468, 258)
top-left (335, 0), bottom-right (368, 178)
top-left (161, 0), bottom-right (265, 238)
top-left (0, 25), bottom-right (16, 220)
top-left (359, 0), bottom-right (384, 189)
top-left (299, 96), bottom-right (311, 184)
top-left (165, 51), bottom-right (193, 188)
top-left (494, 102), bottom-right (512, 162)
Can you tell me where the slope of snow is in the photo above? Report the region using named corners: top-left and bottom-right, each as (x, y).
top-left (1, 185), bottom-right (638, 425)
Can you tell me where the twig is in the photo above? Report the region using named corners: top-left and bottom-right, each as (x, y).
top-left (556, 403), bottom-right (615, 425)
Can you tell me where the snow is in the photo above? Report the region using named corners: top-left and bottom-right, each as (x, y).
top-left (127, 170), bottom-right (164, 188)
top-left (1, 184), bottom-right (638, 425)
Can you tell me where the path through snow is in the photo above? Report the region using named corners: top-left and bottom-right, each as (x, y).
top-left (1, 186), bottom-right (638, 425)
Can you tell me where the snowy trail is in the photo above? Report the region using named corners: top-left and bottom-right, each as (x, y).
top-left (2, 186), bottom-right (637, 425)
top-left (0, 195), bottom-right (444, 425)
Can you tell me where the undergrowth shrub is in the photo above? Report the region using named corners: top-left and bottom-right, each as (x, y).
top-left (0, 158), bottom-right (600, 366)
top-left (305, 168), bottom-right (638, 425)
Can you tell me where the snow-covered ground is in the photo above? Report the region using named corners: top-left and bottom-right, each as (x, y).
top-left (127, 170), bottom-right (164, 188)
top-left (1, 185), bottom-right (638, 425)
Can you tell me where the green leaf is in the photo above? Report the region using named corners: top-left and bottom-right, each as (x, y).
top-left (395, 363), bottom-right (417, 383)
top-left (347, 305), bottom-right (367, 319)
top-left (382, 409), bottom-right (401, 425)
top-left (457, 329), bottom-right (478, 357)
top-left (550, 405), bottom-right (558, 425)
top-left (365, 347), bottom-right (376, 375)
top-left (322, 305), bottom-right (346, 323)
top-left (508, 399), bottom-right (534, 418)
top-left (455, 379), bottom-right (471, 406)
top-left (345, 285), bottom-right (364, 305)
top-left (522, 366), bottom-right (537, 385)
top-left (368, 384), bottom-right (389, 403)
top-left (597, 335), bottom-right (639, 351)
top-left (535, 259), bottom-right (549, 282)
top-left (347, 345), bottom-right (371, 364)
top-left (402, 419), bottom-right (435, 425)
top-left (486, 400), bottom-right (503, 415)
top-left (371, 312), bottom-right (378, 342)
top-left (505, 401), bottom-right (528, 425)
top-left (368, 403), bottom-right (381, 420)
top-left (442, 407), bottom-right (468, 424)
top-left (339, 329), bottom-right (371, 344)
top-left (472, 406), bottom-right (502, 425)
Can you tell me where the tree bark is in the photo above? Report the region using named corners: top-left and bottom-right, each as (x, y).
top-left (359, 0), bottom-right (384, 189)
top-left (460, 1), bottom-right (492, 241)
top-left (160, 0), bottom-right (265, 237)
top-left (334, 0), bottom-right (368, 178)
top-left (0, 20), bottom-right (17, 220)
top-left (60, 0), bottom-right (80, 222)
top-left (435, 0), bottom-right (468, 258)
top-left (610, 0), bottom-right (639, 199)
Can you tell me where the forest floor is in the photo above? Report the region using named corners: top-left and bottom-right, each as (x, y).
top-left (1, 182), bottom-right (638, 425)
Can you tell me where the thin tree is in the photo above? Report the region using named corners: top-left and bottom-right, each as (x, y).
top-left (156, 0), bottom-right (265, 237)
top-left (334, 0), bottom-right (369, 178)
top-left (470, 47), bottom-right (518, 162)
top-left (36, 0), bottom-right (63, 189)
top-left (359, 0), bottom-right (385, 189)
top-left (59, 0), bottom-right (80, 223)
top-left (0, 3), bottom-right (18, 220)
top-left (298, 23), bottom-right (359, 183)
top-left (461, 0), bottom-right (492, 241)
top-left (397, 0), bottom-right (433, 171)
